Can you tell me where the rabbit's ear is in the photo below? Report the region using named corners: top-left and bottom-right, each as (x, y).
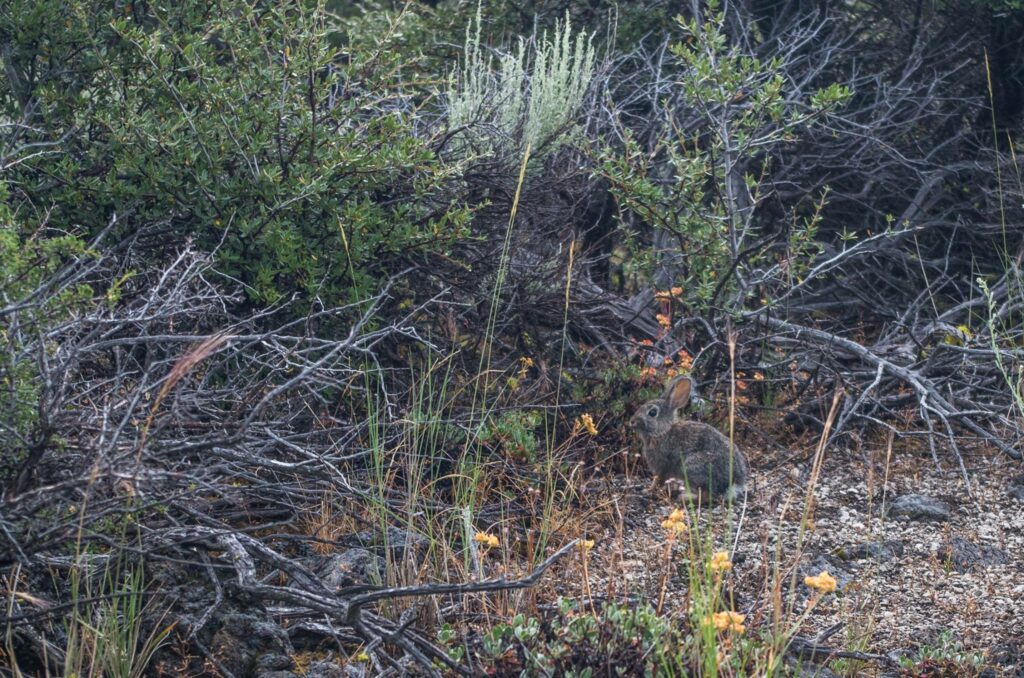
top-left (664, 376), bottom-right (692, 410)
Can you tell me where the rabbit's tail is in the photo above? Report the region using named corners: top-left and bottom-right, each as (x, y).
top-left (728, 483), bottom-right (748, 558)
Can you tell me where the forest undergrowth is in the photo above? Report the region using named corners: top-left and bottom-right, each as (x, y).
top-left (1, 0), bottom-right (1023, 676)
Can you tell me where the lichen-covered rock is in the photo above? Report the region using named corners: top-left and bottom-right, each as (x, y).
top-left (316, 548), bottom-right (383, 591)
top-left (886, 494), bottom-right (951, 522)
top-left (256, 653), bottom-right (295, 671)
top-left (939, 536), bottom-right (1008, 573)
top-left (304, 660), bottom-right (350, 678)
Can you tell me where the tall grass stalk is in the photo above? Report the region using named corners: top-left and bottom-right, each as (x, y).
top-left (982, 51), bottom-right (1024, 427)
top-left (452, 143), bottom-right (532, 567)
top-left (61, 556), bottom-right (172, 678)
top-left (532, 235), bottom-right (577, 570)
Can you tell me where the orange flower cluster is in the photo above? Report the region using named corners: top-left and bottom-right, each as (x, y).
top-left (706, 610), bottom-right (746, 635)
top-left (654, 286), bottom-right (684, 302)
top-left (661, 508), bottom-right (688, 537)
top-left (804, 570), bottom-right (837, 593)
top-left (473, 532), bottom-right (500, 549)
top-left (710, 551), bottom-right (733, 572)
top-left (578, 413), bottom-right (598, 436)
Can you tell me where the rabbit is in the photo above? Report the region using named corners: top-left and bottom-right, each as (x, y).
top-left (630, 375), bottom-right (748, 502)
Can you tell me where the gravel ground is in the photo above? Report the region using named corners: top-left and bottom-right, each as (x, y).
top-left (574, 441), bottom-right (1024, 673)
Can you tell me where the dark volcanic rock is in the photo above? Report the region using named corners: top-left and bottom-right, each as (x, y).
top-left (939, 536), bottom-right (1009, 573)
top-left (210, 613), bottom-right (294, 676)
top-left (886, 494), bottom-right (951, 522)
top-left (1008, 475), bottom-right (1024, 502)
top-left (316, 548), bottom-right (383, 591)
top-left (305, 660), bottom-right (350, 678)
top-left (256, 653), bottom-right (295, 671)
top-left (835, 539), bottom-right (904, 563)
top-left (986, 642), bottom-right (1024, 675)
top-left (354, 525), bottom-right (428, 560)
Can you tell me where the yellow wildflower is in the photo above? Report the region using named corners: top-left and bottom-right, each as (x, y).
top-left (579, 539), bottom-right (595, 551)
top-left (710, 551), bottom-right (733, 572)
top-left (655, 289), bottom-right (672, 302)
top-left (666, 508), bottom-right (686, 522)
top-left (656, 313), bottom-right (671, 329)
top-left (473, 532), bottom-right (500, 549)
top-left (708, 611), bottom-right (746, 635)
top-left (579, 413), bottom-right (598, 436)
top-left (661, 508), bottom-right (688, 536)
top-left (804, 571), bottom-right (837, 593)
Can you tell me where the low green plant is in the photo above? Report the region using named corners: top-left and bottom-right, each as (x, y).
top-left (480, 598), bottom-right (683, 675)
top-left (472, 530), bottom-right (800, 676)
top-left (480, 410), bottom-right (543, 462)
top-left (572, 360), bottom-right (646, 420)
top-left (980, 272), bottom-right (1024, 427)
top-left (897, 629), bottom-right (987, 676)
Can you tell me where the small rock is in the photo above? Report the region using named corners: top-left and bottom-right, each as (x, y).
top-left (1008, 475), bottom-right (1024, 501)
top-left (354, 525), bottom-right (428, 560)
top-left (834, 540), bottom-right (904, 563)
top-left (939, 536), bottom-right (1009, 573)
top-left (886, 494), bottom-right (951, 522)
top-left (305, 660), bottom-right (350, 678)
top-left (986, 642), bottom-right (1024, 674)
top-left (210, 613), bottom-right (293, 676)
top-left (316, 548), bottom-right (383, 590)
top-left (256, 653), bottom-right (295, 671)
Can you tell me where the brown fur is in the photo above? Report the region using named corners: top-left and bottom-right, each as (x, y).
top-left (630, 375), bottom-right (748, 500)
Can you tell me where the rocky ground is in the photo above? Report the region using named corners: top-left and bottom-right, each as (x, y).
top-left (144, 438), bottom-right (1023, 677)
top-left (574, 439), bottom-right (1024, 675)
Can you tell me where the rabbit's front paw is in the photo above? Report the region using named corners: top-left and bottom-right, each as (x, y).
top-left (663, 478), bottom-right (696, 502)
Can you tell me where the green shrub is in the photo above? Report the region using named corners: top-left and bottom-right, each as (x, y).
top-left (597, 12), bottom-right (849, 313)
top-left (1, 0), bottom-right (469, 306)
top-left (0, 182), bottom-right (93, 484)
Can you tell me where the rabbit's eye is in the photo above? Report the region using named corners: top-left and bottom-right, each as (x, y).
top-left (647, 406), bottom-right (659, 417)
